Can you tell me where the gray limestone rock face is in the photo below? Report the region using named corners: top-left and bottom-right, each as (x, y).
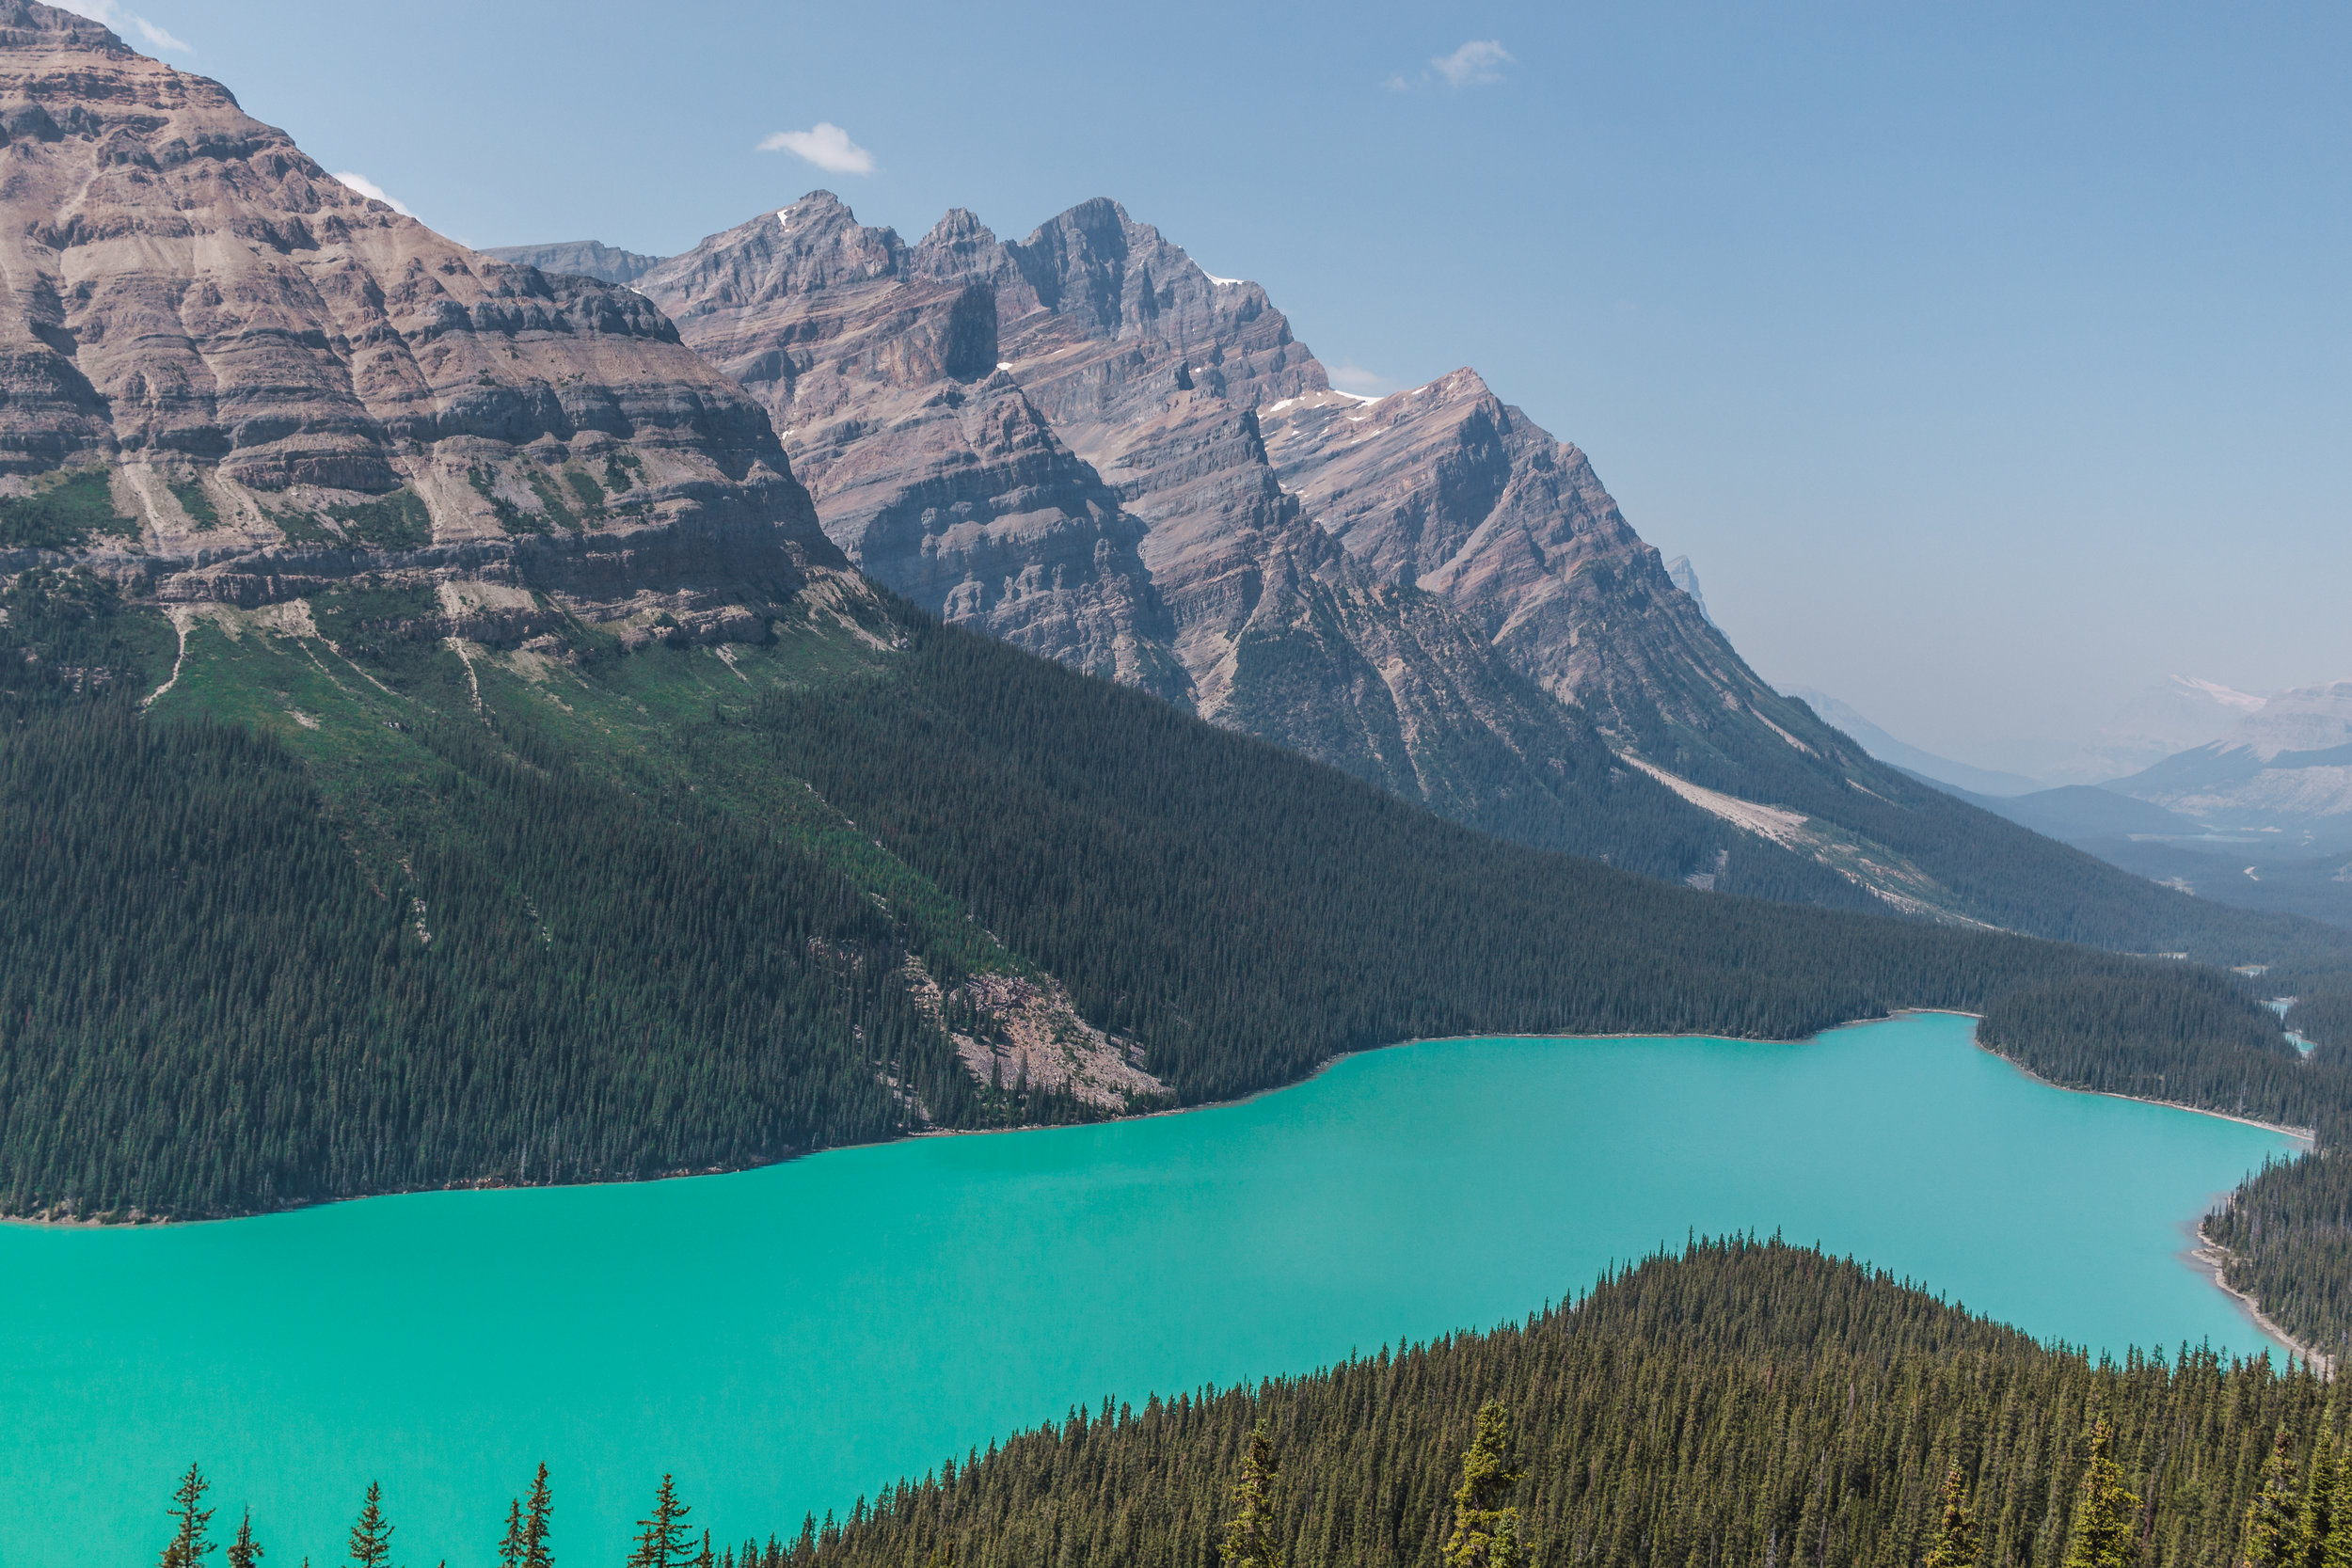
top-left (0, 0), bottom-right (840, 626)
top-left (639, 195), bottom-right (1188, 701)
top-left (1255, 371), bottom-right (1855, 780)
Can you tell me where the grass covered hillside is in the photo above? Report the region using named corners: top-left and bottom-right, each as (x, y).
top-left (0, 562), bottom-right (2332, 1225)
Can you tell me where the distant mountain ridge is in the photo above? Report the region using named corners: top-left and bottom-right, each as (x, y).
top-left (1787, 688), bottom-right (2046, 799)
top-left (480, 239), bottom-right (664, 285)
top-left (2109, 679), bottom-right (2352, 833)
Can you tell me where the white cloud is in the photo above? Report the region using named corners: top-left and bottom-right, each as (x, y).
top-left (330, 171), bottom-right (413, 218)
top-left (1432, 39), bottom-right (1511, 87)
top-left (53, 0), bottom-right (191, 54)
top-left (1326, 363), bottom-right (1404, 399)
top-left (756, 123), bottom-right (877, 175)
top-left (133, 16), bottom-right (189, 51)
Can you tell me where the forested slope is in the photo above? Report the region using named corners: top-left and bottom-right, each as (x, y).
top-left (0, 565), bottom-right (2324, 1221)
top-left (752, 610), bottom-right (2309, 1107)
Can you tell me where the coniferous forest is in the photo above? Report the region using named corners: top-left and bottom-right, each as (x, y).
top-left (149, 1240), bottom-right (2352, 1568)
top-left (0, 570), bottom-right (2336, 1225)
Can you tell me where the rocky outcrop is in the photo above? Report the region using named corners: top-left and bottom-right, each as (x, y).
top-left (0, 0), bottom-right (839, 630)
top-left (480, 240), bottom-right (664, 285)
top-left (1254, 372), bottom-right (1846, 779)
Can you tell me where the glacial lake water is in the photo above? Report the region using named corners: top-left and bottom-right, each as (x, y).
top-left (0, 1013), bottom-right (2300, 1568)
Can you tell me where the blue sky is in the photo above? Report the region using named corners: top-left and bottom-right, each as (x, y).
top-left (77, 1), bottom-right (2352, 773)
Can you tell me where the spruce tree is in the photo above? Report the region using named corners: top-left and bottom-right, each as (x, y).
top-left (2061, 1418), bottom-right (2140, 1568)
top-left (2304, 1431), bottom-right (2340, 1568)
top-left (628, 1476), bottom-right (694, 1568)
top-left (498, 1500), bottom-right (526, 1568)
top-left (1443, 1403), bottom-right (1525, 1568)
top-left (2248, 1432), bottom-right (2306, 1568)
top-left (347, 1481), bottom-right (396, 1568)
top-left (1925, 1465), bottom-right (1980, 1568)
top-left (161, 1464), bottom-right (216, 1568)
top-left (523, 1464), bottom-right (553, 1568)
top-left (2327, 1439), bottom-right (2352, 1568)
top-left (1219, 1420), bottom-right (1283, 1568)
top-left (227, 1510), bottom-right (264, 1568)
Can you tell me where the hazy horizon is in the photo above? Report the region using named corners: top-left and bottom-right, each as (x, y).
top-left (69, 0), bottom-right (2350, 774)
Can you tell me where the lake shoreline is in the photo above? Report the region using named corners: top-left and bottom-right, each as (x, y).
top-left (2191, 1224), bottom-right (2335, 1374)
top-left (1, 1015), bottom-right (1909, 1231)
top-left (5, 1006), bottom-right (2310, 1241)
top-left (1982, 1051), bottom-right (2317, 1146)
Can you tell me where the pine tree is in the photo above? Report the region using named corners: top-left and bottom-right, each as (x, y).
top-left (1219, 1420), bottom-right (1283, 1568)
top-left (2062, 1418), bottom-right (2141, 1568)
top-left (2304, 1431), bottom-right (2340, 1568)
top-left (498, 1499), bottom-right (526, 1568)
top-left (2248, 1432), bottom-right (2306, 1568)
top-left (523, 1464), bottom-right (553, 1568)
top-left (161, 1464), bottom-right (215, 1568)
top-left (347, 1481), bottom-right (396, 1568)
top-left (1925, 1465), bottom-right (1980, 1568)
top-left (227, 1510), bottom-right (263, 1568)
top-left (1443, 1403), bottom-right (1525, 1568)
top-left (2327, 1438), bottom-right (2352, 1568)
top-left (628, 1476), bottom-right (695, 1568)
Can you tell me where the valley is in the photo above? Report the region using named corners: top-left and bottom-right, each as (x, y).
top-left (0, 8), bottom-right (2345, 1568)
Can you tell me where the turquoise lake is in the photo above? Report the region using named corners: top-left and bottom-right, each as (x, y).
top-left (0, 1013), bottom-right (2300, 1567)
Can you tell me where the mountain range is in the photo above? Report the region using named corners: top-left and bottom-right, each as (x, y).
top-left (492, 194), bottom-right (2293, 944)
top-left (0, 0), bottom-right (2342, 1225)
top-left (1811, 678), bottom-right (2352, 928)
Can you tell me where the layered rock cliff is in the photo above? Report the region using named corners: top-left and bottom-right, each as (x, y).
top-left (636, 199), bottom-right (1186, 697)
top-left (634, 195), bottom-right (1776, 874)
top-left (0, 0), bottom-right (837, 643)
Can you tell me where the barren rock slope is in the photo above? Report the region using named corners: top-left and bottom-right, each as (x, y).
top-left (0, 0), bottom-right (836, 641)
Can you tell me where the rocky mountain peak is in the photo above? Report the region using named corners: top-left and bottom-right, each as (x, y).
top-left (637, 193), bottom-right (1186, 700)
top-left (0, 0), bottom-right (125, 55)
top-left (605, 187), bottom-right (1996, 918)
top-left (912, 207), bottom-right (1007, 281)
top-left (0, 15), bottom-right (843, 645)
top-left (2227, 679), bottom-right (2352, 760)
